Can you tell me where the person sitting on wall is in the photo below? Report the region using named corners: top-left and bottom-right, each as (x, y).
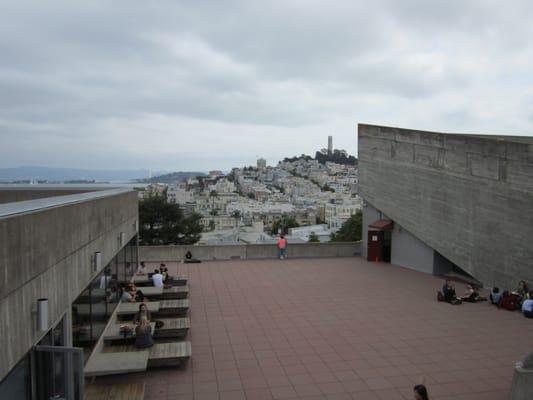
top-left (441, 279), bottom-right (462, 305)
top-left (522, 292), bottom-right (533, 319)
top-left (133, 302), bottom-right (151, 325)
top-left (490, 287), bottom-right (502, 305)
top-left (135, 319), bottom-right (154, 348)
top-left (460, 285), bottom-right (487, 303)
top-left (184, 251), bottom-right (201, 263)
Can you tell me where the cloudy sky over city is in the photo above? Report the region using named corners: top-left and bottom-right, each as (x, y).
top-left (1, 0), bottom-right (533, 172)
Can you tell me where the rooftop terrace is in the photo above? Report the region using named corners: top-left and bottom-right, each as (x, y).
top-left (96, 256), bottom-right (532, 400)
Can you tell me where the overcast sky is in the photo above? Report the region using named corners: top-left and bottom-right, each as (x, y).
top-left (1, 1), bottom-right (532, 171)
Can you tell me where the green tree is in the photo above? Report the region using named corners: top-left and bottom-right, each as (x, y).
top-left (272, 215), bottom-right (299, 235)
top-left (330, 210), bottom-right (362, 242)
top-left (308, 232), bottom-right (320, 243)
top-left (139, 193), bottom-right (202, 245)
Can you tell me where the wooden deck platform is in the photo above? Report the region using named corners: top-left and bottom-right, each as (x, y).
top-left (85, 382), bottom-right (145, 400)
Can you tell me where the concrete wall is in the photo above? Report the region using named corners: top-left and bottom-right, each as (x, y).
top-left (0, 190), bottom-right (138, 381)
top-left (139, 242), bottom-right (361, 262)
top-left (390, 222), bottom-right (434, 274)
top-left (358, 124), bottom-right (533, 289)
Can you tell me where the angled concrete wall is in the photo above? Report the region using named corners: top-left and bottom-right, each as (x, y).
top-left (0, 189), bottom-right (138, 381)
top-left (358, 124), bottom-right (533, 289)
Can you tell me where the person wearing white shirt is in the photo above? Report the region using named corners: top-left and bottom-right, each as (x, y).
top-left (152, 270), bottom-right (164, 288)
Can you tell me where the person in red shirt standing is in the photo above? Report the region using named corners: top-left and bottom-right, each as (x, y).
top-left (277, 235), bottom-right (287, 260)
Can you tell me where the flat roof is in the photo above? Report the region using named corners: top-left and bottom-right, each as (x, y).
top-left (0, 188), bottom-right (134, 218)
top-left (358, 123), bottom-right (533, 145)
top-left (95, 257), bottom-right (530, 399)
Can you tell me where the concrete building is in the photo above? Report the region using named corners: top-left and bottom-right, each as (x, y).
top-left (0, 186), bottom-right (138, 399)
top-left (328, 135), bottom-right (333, 155)
top-left (358, 124), bottom-right (533, 289)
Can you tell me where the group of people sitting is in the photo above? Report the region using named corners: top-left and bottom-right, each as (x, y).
top-left (439, 279), bottom-right (487, 305)
top-left (121, 261), bottom-right (172, 348)
top-left (137, 261), bottom-right (172, 287)
top-left (489, 281), bottom-right (533, 317)
top-left (439, 279), bottom-right (533, 318)
top-left (120, 282), bottom-right (146, 303)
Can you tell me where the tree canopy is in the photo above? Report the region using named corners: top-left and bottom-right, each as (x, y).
top-left (139, 193), bottom-right (203, 245)
top-left (308, 232), bottom-right (320, 243)
top-left (330, 210), bottom-right (362, 242)
top-left (271, 215), bottom-right (299, 235)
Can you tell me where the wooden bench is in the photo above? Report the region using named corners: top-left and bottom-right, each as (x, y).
top-left (133, 275), bottom-right (188, 287)
top-left (155, 299), bottom-right (189, 318)
top-left (85, 382), bottom-right (145, 400)
top-left (140, 286), bottom-right (189, 300)
top-left (153, 318), bottom-right (190, 340)
top-left (148, 341), bottom-right (192, 368)
top-left (102, 342), bottom-right (192, 369)
top-left (84, 350), bottom-right (150, 377)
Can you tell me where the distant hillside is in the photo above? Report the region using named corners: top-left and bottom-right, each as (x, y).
top-left (0, 166), bottom-right (152, 182)
top-left (137, 171), bottom-right (206, 184)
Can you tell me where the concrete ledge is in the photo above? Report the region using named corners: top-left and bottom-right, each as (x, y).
top-left (139, 242), bottom-right (361, 262)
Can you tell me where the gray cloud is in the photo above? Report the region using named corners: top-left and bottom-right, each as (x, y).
top-left (0, 0), bottom-right (532, 171)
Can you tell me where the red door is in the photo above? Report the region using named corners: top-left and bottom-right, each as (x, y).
top-left (367, 230), bottom-right (384, 262)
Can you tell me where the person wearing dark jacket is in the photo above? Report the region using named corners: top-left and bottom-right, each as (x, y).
top-left (442, 280), bottom-right (460, 304)
top-left (135, 320), bottom-right (154, 348)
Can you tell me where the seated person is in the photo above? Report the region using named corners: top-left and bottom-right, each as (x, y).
top-left (151, 269), bottom-right (164, 288)
top-left (120, 285), bottom-right (136, 303)
top-left (127, 283), bottom-right (146, 302)
top-left (512, 281), bottom-right (529, 302)
top-left (136, 261), bottom-right (147, 275)
top-left (135, 319), bottom-right (154, 348)
top-left (133, 303), bottom-right (151, 325)
top-left (442, 279), bottom-right (461, 304)
top-left (161, 266), bottom-right (169, 282)
top-left (490, 287), bottom-right (502, 305)
top-left (460, 285), bottom-right (486, 303)
top-left (522, 292), bottom-right (533, 319)
top-left (499, 290), bottom-right (519, 311)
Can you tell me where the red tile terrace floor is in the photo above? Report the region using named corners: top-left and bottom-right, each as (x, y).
top-left (97, 257), bottom-right (533, 400)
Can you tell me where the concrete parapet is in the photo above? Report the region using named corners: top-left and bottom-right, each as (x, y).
top-left (139, 242), bottom-right (361, 262)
